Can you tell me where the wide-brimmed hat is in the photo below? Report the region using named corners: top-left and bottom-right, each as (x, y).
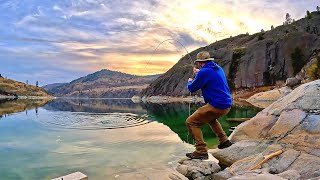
top-left (194, 57), bottom-right (215, 63)
top-left (194, 51), bottom-right (214, 63)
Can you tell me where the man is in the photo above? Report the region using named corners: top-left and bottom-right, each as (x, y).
top-left (186, 51), bottom-right (232, 160)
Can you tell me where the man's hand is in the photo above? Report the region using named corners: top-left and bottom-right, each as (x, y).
top-left (193, 67), bottom-right (199, 75)
top-left (188, 78), bottom-right (193, 82)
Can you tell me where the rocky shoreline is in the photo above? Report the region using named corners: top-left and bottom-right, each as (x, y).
top-left (172, 80), bottom-right (320, 180)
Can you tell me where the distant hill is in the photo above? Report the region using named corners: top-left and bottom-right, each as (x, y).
top-left (0, 77), bottom-right (50, 97)
top-left (142, 11), bottom-right (320, 97)
top-left (44, 69), bottom-right (161, 98)
top-left (42, 83), bottom-right (67, 91)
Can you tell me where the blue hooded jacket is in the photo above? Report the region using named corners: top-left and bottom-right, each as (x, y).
top-left (187, 61), bottom-right (232, 109)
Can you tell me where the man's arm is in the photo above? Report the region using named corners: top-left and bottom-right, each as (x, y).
top-left (187, 70), bottom-right (207, 92)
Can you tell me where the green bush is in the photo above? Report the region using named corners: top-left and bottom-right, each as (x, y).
top-left (291, 47), bottom-right (305, 75)
top-left (307, 57), bottom-right (320, 80)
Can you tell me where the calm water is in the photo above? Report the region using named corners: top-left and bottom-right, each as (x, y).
top-left (0, 98), bottom-right (261, 179)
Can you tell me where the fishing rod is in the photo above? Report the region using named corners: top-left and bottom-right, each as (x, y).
top-left (144, 38), bottom-right (194, 70)
top-left (145, 38), bottom-right (196, 145)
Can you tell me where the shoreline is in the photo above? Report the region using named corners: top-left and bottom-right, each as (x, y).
top-left (0, 95), bottom-right (53, 100)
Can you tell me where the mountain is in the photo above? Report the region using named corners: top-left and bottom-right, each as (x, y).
top-left (44, 69), bottom-right (161, 98)
top-left (42, 83), bottom-right (67, 91)
top-left (0, 77), bottom-right (50, 97)
top-left (142, 11), bottom-right (320, 97)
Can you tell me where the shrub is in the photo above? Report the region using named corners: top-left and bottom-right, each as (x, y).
top-left (307, 57), bottom-right (320, 80)
top-left (307, 10), bottom-right (312, 19)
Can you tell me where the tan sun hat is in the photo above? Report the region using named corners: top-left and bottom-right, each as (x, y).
top-left (194, 51), bottom-right (215, 63)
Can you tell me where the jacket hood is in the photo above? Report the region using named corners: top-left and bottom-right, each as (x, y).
top-left (202, 61), bottom-right (218, 69)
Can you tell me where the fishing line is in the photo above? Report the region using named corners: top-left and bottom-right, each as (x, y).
top-left (142, 38), bottom-right (195, 146)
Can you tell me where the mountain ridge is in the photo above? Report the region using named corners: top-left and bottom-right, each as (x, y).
top-left (142, 11), bottom-right (320, 97)
top-left (44, 69), bottom-right (161, 98)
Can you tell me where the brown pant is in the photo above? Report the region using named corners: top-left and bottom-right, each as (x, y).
top-left (186, 103), bottom-right (230, 154)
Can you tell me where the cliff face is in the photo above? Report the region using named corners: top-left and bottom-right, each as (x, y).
top-left (142, 11), bottom-right (320, 97)
top-left (44, 69), bottom-right (160, 98)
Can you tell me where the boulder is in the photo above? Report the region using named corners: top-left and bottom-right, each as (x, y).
top-left (176, 158), bottom-right (221, 180)
top-left (285, 77), bottom-right (301, 88)
top-left (212, 80), bottom-right (320, 180)
top-left (246, 86), bottom-right (292, 108)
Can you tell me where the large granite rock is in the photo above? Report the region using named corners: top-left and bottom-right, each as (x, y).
top-left (246, 86), bottom-right (292, 108)
top-left (212, 80), bottom-right (320, 180)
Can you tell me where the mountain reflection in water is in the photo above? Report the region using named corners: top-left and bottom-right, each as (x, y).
top-left (0, 98), bottom-right (261, 148)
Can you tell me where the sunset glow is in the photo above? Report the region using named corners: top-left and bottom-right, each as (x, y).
top-left (0, 0), bottom-right (317, 85)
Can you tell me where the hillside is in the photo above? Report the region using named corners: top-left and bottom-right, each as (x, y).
top-left (0, 77), bottom-right (50, 97)
top-left (142, 11), bottom-right (320, 97)
top-left (44, 69), bottom-right (160, 98)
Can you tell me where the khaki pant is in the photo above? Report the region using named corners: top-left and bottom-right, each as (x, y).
top-left (186, 103), bottom-right (230, 154)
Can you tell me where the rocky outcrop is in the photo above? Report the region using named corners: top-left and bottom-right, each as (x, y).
top-left (143, 11), bottom-right (320, 97)
top-left (176, 80), bottom-right (320, 179)
top-left (216, 80), bottom-right (320, 179)
top-left (246, 86), bottom-right (292, 108)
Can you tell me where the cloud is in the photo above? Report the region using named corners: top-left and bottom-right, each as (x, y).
top-left (0, 0), bottom-right (318, 84)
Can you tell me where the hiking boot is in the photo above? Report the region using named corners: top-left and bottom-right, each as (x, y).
top-left (218, 140), bottom-right (233, 149)
top-left (186, 152), bottom-right (208, 160)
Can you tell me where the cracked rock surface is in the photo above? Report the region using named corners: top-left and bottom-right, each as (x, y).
top-left (176, 80), bottom-right (320, 180)
top-left (214, 80), bottom-right (320, 179)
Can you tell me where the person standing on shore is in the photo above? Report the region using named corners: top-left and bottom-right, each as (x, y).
top-left (185, 51), bottom-right (233, 160)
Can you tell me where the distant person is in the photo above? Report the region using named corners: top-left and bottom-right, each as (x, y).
top-left (185, 51), bottom-right (232, 160)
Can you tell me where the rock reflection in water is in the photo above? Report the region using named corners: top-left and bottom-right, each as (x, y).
top-left (0, 98), bottom-right (49, 116)
top-left (44, 98), bottom-right (147, 114)
top-left (142, 102), bottom-right (262, 148)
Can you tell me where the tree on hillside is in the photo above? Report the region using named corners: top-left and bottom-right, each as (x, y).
top-left (317, 6), bottom-right (320, 14)
top-left (271, 25), bottom-right (274, 30)
top-left (307, 10), bottom-right (312, 19)
top-left (285, 13), bottom-right (292, 25)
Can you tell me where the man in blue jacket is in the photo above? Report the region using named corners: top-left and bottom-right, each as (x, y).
top-left (186, 51), bottom-right (233, 160)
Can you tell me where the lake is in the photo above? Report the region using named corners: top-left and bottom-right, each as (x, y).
top-left (0, 98), bottom-right (261, 179)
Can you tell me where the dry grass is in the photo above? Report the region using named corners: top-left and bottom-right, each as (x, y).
top-left (0, 77), bottom-right (50, 97)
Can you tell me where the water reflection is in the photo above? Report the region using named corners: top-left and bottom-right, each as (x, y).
top-left (1, 98), bottom-right (261, 147)
top-left (141, 102), bottom-right (261, 148)
top-left (45, 98), bottom-right (146, 114)
top-left (0, 98), bottom-right (49, 116)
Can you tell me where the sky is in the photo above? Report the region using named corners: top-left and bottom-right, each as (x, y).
top-left (0, 0), bottom-right (318, 86)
